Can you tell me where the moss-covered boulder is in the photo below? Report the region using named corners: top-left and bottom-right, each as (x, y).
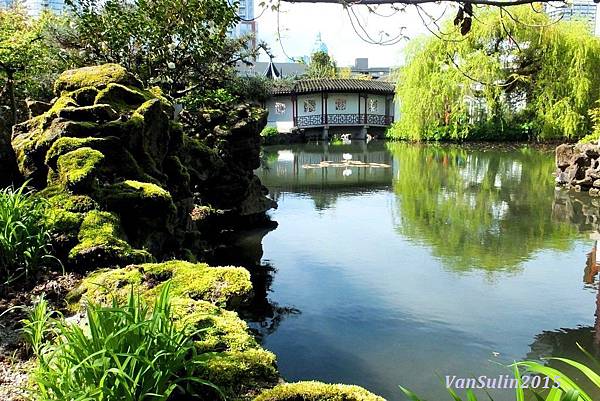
top-left (67, 260), bottom-right (278, 399)
top-left (68, 210), bottom-right (152, 268)
top-left (55, 147), bottom-right (104, 192)
top-left (254, 382), bottom-right (386, 401)
top-left (12, 63), bottom-right (275, 267)
top-left (54, 64), bottom-right (142, 94)
top-left (67, 260), bottom-right (252, 308)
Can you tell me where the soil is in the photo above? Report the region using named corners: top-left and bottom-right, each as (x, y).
top-left (0, 272), bottom-right (82, 401)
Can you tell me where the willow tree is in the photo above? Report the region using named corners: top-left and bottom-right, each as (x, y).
top-left (390, 6), bottom-right (600, 141)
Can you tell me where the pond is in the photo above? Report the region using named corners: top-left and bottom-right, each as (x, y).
top-left (220, 142), bottom-right (600, 401)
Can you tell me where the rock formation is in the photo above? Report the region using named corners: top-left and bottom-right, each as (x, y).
top-left (555, 143), bottom-right (600, 196)
top-left (8, 64), bottom-right (275, 266)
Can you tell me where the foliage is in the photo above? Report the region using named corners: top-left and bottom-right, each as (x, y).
top-left (400, 346), bottom-right (600, 401)
top-left (0, 183), bottom-right (54, 286)
top-left (580, 103), bottom-right (600, 144)
top-left (23, 283), bottom-right (223, 401)
top-left (60, 0), bottom-right (249, 99)
top-left (260, 127), bottom-right (279, 138)
top-left (0, 7), bottom-right (67, 125)
top-left (305, 51), bottom-right (337, 79)
top-left (390, 6), bottom-right (600, 141)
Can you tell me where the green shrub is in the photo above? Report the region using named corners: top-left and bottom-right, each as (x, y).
top-left (260, 127), bottom-right (279, 138)
top-left (0, 183), bottom-right (54, 286)
top-left (22, 283), bottom-right (223, 401)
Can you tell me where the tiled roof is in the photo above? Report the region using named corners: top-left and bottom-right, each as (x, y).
top-left (271, 78), bottom-right (395, 96)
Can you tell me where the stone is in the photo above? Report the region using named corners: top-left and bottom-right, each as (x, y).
top-left (25, 99), bottom-right (51, 118)
top-left (578, 143), bottom-right (600, 159)
top-left (556, 143), bottom-right (575, 169)
top-left (590, 188), bottom-right (600, 197)
top-left (54, 63), bottom-right (143, 94)
top-left (58, 104), bottom-right (118, 123)
top-left (594, 179), bottom-right (600, 188)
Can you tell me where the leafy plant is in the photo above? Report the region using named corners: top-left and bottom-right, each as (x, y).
top-left (23, 283), bottom-right (223, 401)
top-left (260, 126), bottom-right (279, 138)
top-left (0, 183), bottom-right (54, 286)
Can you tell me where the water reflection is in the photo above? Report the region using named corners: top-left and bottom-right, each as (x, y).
top-left (250, 143), bottom-right (599, 400)
top-left (388, 143), bottom-right (577, 272)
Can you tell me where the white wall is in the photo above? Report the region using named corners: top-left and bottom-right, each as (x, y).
top-left (266, 96), bottom-right (294, 133)
top-left (326, 93), bottom-right (360, 115)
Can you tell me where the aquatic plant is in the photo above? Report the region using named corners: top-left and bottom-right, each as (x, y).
top-left (22, 283), bottom-right (224, 401)
top-left (400, 351), bottom-right (600, 401)
top-left (0, 182), bottom-right (55, 286)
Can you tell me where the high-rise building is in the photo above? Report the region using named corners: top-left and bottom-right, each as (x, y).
top-left (546, 0), bottom-right (599, 36)
top-left (231, 0), bottom-right (257, 50)
top-left (0, 0), bottom-right (65, 16)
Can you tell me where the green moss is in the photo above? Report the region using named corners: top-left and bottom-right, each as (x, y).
top-left (68, 260), bottom-right (252, 309)
top-left (55, 147), bottom-right (104, 192)
top-left (54, 64), bottom-right (142, 95)
top-left (101, 180), bottom-right (175, 217)
top-left (46, 95), bottom-right (78, 118)
top-left (68, 210), bottom-right (152, 268)
top-left (254, 382), bottom-right (386, 401)
top-left (202, 348), bottom-right (278, 398)
top-left (95, 83), bottom-right (150, 112)
top-left (44, 208), bottom-right (84, 237)
top-left (46, 137), bottom-right (107, 168)
top-left (41, 186), bottom-right (99, 213)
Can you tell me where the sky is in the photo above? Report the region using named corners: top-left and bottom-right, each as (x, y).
top-left (254, 1), bottom-right (450, 68)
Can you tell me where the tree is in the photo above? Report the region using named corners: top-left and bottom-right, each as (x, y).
top-left (305, 50), bottom-right (337, 78)
top-left (0, 7), bottom-right (65, 126)
top-left (390, 6), bottom-right (600, 141)
top-left (59, 0), bottom-right (251, 99)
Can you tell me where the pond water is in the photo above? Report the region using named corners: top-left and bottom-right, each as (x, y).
top-left (226, 142), bottom-right (600, 401)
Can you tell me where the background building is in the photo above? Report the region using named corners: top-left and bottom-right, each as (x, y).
top-left (0, 0), bottom-right (65, 16)
top-left (546, 0), bottom-right (600, 36)
top-left (231, 0), bottom-right (257, 50)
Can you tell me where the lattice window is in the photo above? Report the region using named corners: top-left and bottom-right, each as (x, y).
top-left (335, 98), bottom-right (347, 111)
top-left (368, 99), bottom-right (378, 113)
top-left (304, 99), bottom-right (316, 113)
top-left (275, 102), bottom-right (286, 115)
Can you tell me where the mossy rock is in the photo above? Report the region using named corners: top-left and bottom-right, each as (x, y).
top-left (44, 208), bottom-right (85, 238)
top-left (55, 147), bottom-right (104, 192)
top-left (68, 210), bottom-right (152, 268)
top-left (41, 186), bottom-right (99, 213)
top-left (57, 104), bottom-right (118, 123)
top-left (54, 64), bottom-right (142, 95)
top-left (67, 260), bottom-right (252, 309)
top-left (202, 348), bottom-right (278, 399)
top-left (254, 382), bottom-right (386, 401)
top-left (94, 83), bottom-right (150, 112)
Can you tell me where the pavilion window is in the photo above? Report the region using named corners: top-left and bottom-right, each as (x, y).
top-left (304, 99), bottom-right (316, 113)
top-left (335, 98), bottom-right (347, 111)
top-left (369, 99), bottom-right (378, 113)
top-left (275, 102), bottom-right (286, 115)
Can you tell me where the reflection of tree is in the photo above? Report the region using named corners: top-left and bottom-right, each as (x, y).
top-left (388, 143), bottom-right (576, 272)
top-left (209, 225), bottom-right (299, 340)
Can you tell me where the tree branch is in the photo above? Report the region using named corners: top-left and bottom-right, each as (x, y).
top-left (282, 0), bottom-right (576, 6)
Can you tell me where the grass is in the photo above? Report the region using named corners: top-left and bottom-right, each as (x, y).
top-left (22, 283), bottom-right (223, 401)
top-left (0, 182), bottom-right (55, 286)
top-left (399, 347), bottom-right (600, 401)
